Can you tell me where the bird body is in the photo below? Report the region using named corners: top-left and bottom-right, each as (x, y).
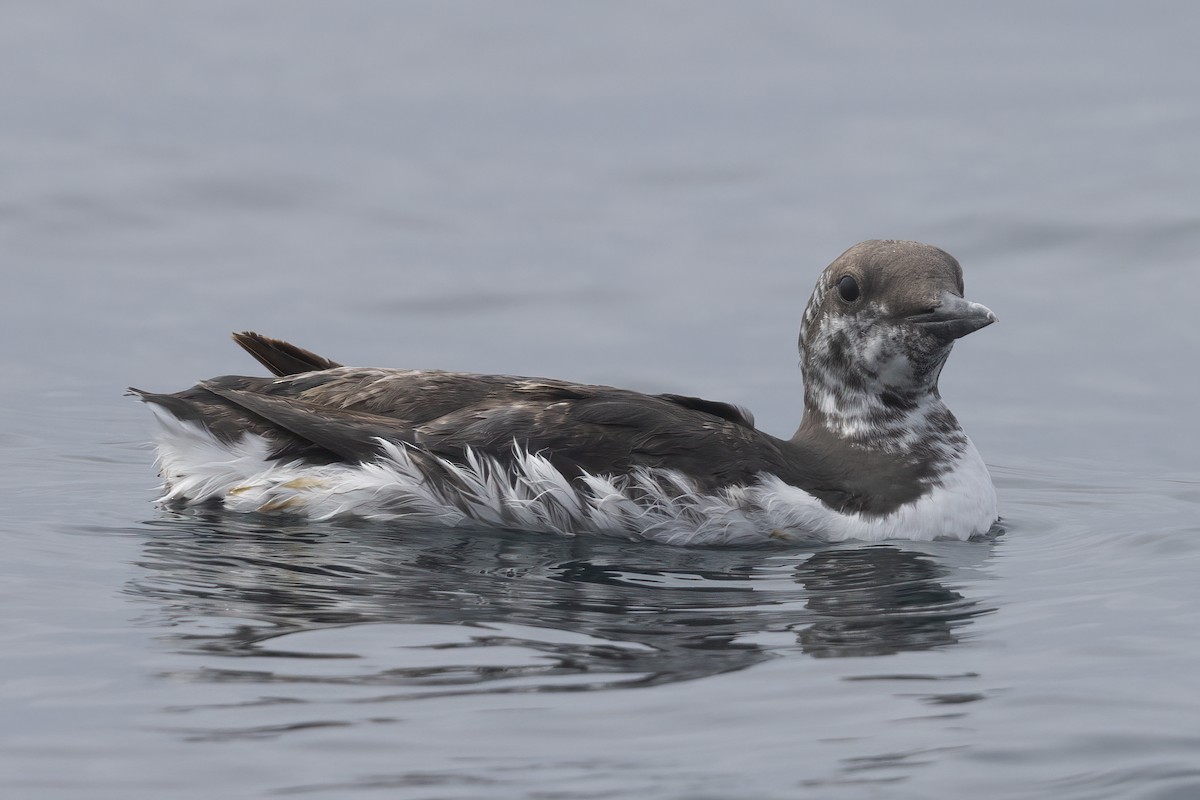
top-left (132, 240), bottom-right (998, 545)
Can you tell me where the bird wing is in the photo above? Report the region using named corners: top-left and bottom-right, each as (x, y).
top-left (147, 365), bottom-right (789, 491)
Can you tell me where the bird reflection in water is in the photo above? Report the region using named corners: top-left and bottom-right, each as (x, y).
top-left (795, 546), bottom-right (981, 657)
top-left (129, 512), bottom-right (996, 697)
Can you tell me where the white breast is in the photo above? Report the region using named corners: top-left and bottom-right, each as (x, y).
top-left (750, 439), bottom-right (998, 543)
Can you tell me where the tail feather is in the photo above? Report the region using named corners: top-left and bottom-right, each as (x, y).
top-left (128, 382), bottom-right (282, 445)
top-left (231, 331), bottom-right (343, 377)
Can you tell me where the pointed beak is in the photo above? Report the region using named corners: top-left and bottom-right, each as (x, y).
top-left (907, 290), bottom-right (997, 341)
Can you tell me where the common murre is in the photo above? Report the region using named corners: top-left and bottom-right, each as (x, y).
top-left (130, 240), bottom-right (997, 545)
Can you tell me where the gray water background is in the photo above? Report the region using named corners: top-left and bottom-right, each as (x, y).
top-left (2, 3), bottom-right (1199, 798)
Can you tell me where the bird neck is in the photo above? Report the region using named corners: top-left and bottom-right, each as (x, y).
top-left (795, 322), bottom-right (963, 454)
top-left (796, 359), bottom-right (964, 456)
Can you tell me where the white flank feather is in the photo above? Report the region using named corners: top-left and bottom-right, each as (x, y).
top-left (147, 410), bottom-right (996, 546)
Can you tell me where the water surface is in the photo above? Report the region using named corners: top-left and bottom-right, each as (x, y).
top-left (3, 3), bottom-right (1200, 798)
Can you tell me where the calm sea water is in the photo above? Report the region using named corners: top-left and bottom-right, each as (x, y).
top-left (3, 3), bottom-right (1200, 798)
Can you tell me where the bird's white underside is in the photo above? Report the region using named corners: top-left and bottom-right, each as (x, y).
top-left (147, 404), bottom-right (997, 546)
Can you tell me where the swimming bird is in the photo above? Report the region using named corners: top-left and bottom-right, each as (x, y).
top-left (131, 240), bottom-right (998, 545)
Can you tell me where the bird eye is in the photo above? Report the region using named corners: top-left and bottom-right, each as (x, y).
top-left (836, 275), bottom-right (860, 303)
